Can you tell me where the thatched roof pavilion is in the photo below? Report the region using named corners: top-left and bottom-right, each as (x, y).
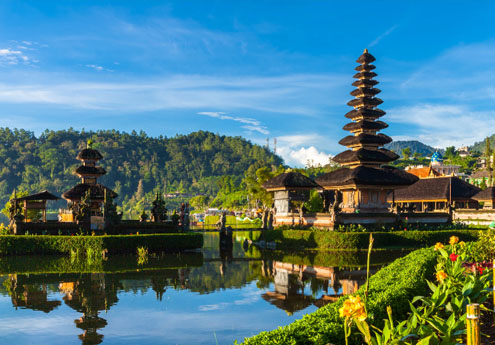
top-left (472, 186), bottom-right (495, 208)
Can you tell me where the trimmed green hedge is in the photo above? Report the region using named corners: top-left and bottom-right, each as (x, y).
top-left (0, 233), bottom-right (203, 256)
top-left (238, 247), bottom-right (438, 345)
top-left (259, 229), bottom-right (480, 250)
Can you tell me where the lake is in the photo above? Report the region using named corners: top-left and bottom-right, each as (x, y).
top-left (0, 232), bottom-right (409, 345)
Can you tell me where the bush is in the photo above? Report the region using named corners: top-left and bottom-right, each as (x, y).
top-left (259, 229), bottom-right (480, 250)
top-left (0, 233), bottom-right (203, 256)
top-left (238, 248), bottom-right (438, 345)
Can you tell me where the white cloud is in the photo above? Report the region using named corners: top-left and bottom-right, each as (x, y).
top-left (0, 73), bottom-right (344, 115)
top-left (277, 145), bottom-right (331, 167)
top-left (388, 104), bottom-right (495, 148)
top-left (368, 25), bottom-right (399, 48)
top-left (0, 48), bottom-right (28, 65)
top-left (85, 64), bottom-right (113, 72)
top-left (198, 111), bottom-right (269, 134)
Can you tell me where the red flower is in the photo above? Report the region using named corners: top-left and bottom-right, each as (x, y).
top-left (449, 253), bottom-right (458, 261)
top-left (478, 266), bottom-right (484, 275)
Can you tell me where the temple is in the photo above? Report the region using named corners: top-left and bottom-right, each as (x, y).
top-left (315, 49), bottom-right (417, 218)
top-left (61, 141), bottom-right (117, 229)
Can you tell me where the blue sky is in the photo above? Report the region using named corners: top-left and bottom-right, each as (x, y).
top-left (0, 1), bottom-right (495, 166)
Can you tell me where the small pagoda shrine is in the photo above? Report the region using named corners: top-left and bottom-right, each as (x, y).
top-left (316, 49), bottom-right (417, 219)
top-left (62, 141), bottom-right (117, 228)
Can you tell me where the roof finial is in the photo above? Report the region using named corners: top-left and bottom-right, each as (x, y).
top-left (364, 48), bottom-right (368, 53)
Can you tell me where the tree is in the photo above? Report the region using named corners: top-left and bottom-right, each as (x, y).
top-left (401, 148), bottom-right (411, 160)
top-left (444, 146), bottom-right (456, 159)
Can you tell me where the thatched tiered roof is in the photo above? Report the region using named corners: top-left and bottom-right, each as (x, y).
top-left (317, 49), bottom-right (417, 190)
top-left (77, 148), bottom-right (103, 161)
top-left (332, 49), bottom-right (399, 167)
top-left (62, 183), bottom-right (118, 201)
top-left (262, 172), bottom-right (319, 191)
top-left (316, 166), bottom-right (418, 188)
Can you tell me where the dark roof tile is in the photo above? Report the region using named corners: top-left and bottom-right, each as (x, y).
top-left (316, 166), bottom-right (418, 187)
top-left (393, 177), bottom-right (481, 201)
top-left (262, 172), bottom-right (319, 190)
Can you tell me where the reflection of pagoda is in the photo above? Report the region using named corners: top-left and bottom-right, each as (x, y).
top-left (62, 141), bottom-right (117, 228)
top-left (60, 274), bottom-right (120, 345)
top-left (316, 49), bottom-right (417, 216)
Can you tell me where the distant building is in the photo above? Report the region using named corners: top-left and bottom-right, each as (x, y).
top-left (430, 151), bottom-right (461, 176)
top-left (457, 146), bottom-right (470, 158)
top-left (469, 170), bottom-right (492, 187)
top-left (405, 165), bottom-right (442, 179)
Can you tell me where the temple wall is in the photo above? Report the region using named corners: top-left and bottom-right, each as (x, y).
top-left (274, 212), bottom-right (454, 228)
top-left (453, 210), bottom-right (495, 225)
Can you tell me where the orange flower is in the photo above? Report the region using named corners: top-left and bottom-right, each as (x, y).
top-left (449, 236), bottom-right (459, 245)
top-left (436, 271), bottom-right (448, 283)
top-left (339, 295), bottom-right (367, 321)
top-left (434, 242), bottom-right (444, 251)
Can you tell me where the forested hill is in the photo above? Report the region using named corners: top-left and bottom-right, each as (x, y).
top-left (385, 140), bottom-right (438, 157)
top-left (470, 134), bottom-right (495, 153)
top-left (0, 128), bottom-right (283, 214)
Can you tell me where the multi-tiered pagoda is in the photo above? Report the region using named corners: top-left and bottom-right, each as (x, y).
top-left (62, 142), bottom-right (117, 218)
top-left (316, 49), bottom-right (417, 214)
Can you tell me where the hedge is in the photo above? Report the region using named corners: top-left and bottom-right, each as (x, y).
top-left (238, 247), bottom-right (438, 345)
top-left (0, 233), bottom-right (203, 256)
top-left (258, 229), bottom-right (480, 250)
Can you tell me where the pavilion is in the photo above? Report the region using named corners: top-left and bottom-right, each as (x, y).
top-left (10, 190), bottom-right (60, 223)
top-left (472, 186), bottom-right (495, 209)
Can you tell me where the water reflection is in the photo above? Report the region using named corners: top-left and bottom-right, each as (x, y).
top-left (0, 233), bottom-right (408, 345)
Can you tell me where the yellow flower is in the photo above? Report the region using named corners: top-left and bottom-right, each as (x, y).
top-left (434, 242), bottom-right (444, 251)
top-left (436, 271), bottom-right (448, 283)
top-left (449, 236), bottom-right (459, 245)
top-left (339, 295), bottom-right (367, 321)
top-left (459, 241), bottom-right (465, 247)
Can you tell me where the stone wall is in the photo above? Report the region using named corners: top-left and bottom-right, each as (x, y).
top-left (453, 210), bottom-right (495, 226)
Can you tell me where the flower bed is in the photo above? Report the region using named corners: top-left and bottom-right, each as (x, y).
top-left (241, 234), bottom-right (494, 344)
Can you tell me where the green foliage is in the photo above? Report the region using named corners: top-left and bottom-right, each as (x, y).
top-left (0, 128), bottom-right (282, 219)
top-left (259, 229), bottom-right (480, 250)
top-left (444, 145), bottom-right (456, 159)
top-left (401, 147), bottom-right (411, 160)
top-left (305, 189), bottom-right (324, 213)
top-left (238, 248), bottom-right (438, 345)
top-left (467, 227), bottom-right (495, 261)
top-left (0, 233), bottom-right (203, 255)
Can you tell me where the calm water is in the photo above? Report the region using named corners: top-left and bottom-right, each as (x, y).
top-left (0, 232), bottom-right (408, 345)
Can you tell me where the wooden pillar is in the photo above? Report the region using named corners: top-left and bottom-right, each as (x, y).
top-left (23, 200), bottom-right (27, 222)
